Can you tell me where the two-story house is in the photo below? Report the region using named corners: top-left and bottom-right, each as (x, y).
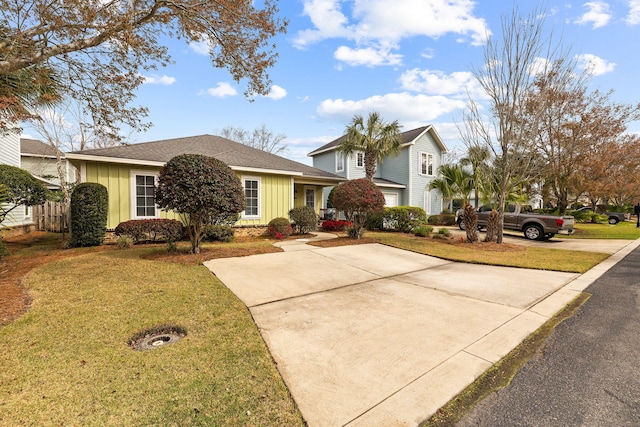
top-left (308, 125), bottom-right (448, 215)
top-left (1, 128), bottom-right (31, 231)
top-left (21, 138), bottom-right (76, 188)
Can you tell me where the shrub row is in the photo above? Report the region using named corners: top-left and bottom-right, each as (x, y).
top-left (427, 213), bottom-right (456, 226)
top-left (366, 206), bottom-right (427, 232)
top-left (321, 220), bottom-right (353, 232)
top-left (114, 218), bottom-right (185, 243)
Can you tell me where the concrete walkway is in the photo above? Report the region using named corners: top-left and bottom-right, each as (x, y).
top-left (204, 235), bottom-right (640, 427)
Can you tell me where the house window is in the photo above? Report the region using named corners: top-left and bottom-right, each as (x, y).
top-left (420, 152), bottom-right (434, 176)
top-left (305, 187), bottom-right (315, 208)
top-left (356, 152), bottom-right (364, 169)
top-left (135, 174), bottom-right (157, 217)
top-left (336, 152), bottom-right (344, 172)
top-left (243, 177), bottom-right (260, 218)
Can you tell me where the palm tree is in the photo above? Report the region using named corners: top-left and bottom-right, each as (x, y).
top-left (337, 111), bottom-right (402, 181)
top-left (461, 145), bottom-right (491, 207)
top-left (428, 163), bottom-right (474, 211)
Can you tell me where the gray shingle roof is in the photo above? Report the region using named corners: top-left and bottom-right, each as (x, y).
top-left (68, 134), bottom-right (342, 180)
top-left (21, 138), bottom-right (59, 157)
top-left (307, 125), bottom-right (446, 156)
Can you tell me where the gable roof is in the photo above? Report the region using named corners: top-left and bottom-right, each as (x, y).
top-left (65, 134), bottom-right (343, 181)
top-left (307, 125), bottom-right (448, 157)
top-left (21, 138), bottom-right (59, 158)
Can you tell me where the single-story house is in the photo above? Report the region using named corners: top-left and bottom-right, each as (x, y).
top-left (64, 134), bottom-right (344, 230)
top-left (308, 125), bottom-right (448, 214)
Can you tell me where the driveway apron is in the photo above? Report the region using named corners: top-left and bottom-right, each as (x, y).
top-left (204, 241), bottom-right (633, 427)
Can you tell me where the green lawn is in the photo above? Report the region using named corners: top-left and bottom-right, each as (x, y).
top-left (369, 232), bottom-right (609, 273)
top-left (564, 220), bottom-right (640, 239)
top-left (1, 225), bottom-right (631, 426)
top-left (0, 243), bottom-right (304, 426)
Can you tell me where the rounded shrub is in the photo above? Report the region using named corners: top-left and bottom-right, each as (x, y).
top-left (289, 205), bottom-right (318, 234)
top-left (204, 225), bottom-right (235, 242)
top-left (268, 217), bottom-right (293, 239)
top-left (69, 183), bottom-right (108, 247)
top-left (413, 225), bottom-right (433, 237)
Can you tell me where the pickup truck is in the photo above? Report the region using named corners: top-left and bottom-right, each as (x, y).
top-left (457, 204), bottom-right (575, 240)
top-left (571, 206), bottom-right (630, 224)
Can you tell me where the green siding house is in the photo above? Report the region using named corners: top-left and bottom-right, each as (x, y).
top-left (65, 135), bottom-right (343, 230)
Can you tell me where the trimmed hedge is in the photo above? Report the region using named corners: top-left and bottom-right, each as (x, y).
top-left (366, 206), bottom-right (427, 232)
top-left (70, 183), bottom-right (108, 247)
top-left (383, 206), bottom-right (427, 232)
top-left (114, 219), bottom-right (185, 243)
top-left (288, 205), bottom-right (318, 234)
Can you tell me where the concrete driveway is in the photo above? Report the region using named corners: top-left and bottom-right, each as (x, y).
top-left (204, 238), bottom-right (639, 427)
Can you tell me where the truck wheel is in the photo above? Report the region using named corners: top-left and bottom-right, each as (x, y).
top-left (608, 216), bottom-right (619, 225)
top-left (458, 218), bottom-right (466, 230)
top-left (523, 224), bottom-right (543, 240)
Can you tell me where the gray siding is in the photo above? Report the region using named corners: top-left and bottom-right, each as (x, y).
top-left (312, 151), bottom-right (347, 178)
top-left (347, 152), bottom-right (366, 180)
top-left (0, 130), bottom-right (27, 227)
top-left (408, 133), bottom-right (443, 213)
top-left (0, 130), bottom-right (20, 167)
top-left (378, 148), bottom-right (409, 186)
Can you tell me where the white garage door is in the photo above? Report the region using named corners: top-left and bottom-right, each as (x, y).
top-left (383, 193), bottom-right (398, 207)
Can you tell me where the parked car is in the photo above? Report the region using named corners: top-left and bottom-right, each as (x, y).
top-left (571, 206), bottom-right (630, 225)
top-left (457, 204), bottom-right (575, 240)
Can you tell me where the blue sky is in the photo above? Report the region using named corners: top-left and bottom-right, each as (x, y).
top-left (25, 1), bottom-right (640, 165)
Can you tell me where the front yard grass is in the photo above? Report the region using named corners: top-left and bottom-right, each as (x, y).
top-left (0, 238), bottom-right (303, 426)
top-left (367, 232), bottom-right (608, 273)
top-left (564, 220), bottom-right (640, 239)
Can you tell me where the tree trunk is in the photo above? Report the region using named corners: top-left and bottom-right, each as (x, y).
top-left (484, 210), bottom-right (499, 242)
top-left (463, 204), bottom-right (478, 243)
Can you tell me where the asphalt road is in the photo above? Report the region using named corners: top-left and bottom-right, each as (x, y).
top-left (457, 246), bottom-right (640, 427)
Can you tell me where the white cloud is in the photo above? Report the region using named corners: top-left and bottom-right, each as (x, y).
top-left (577, 53), bottom-right (616, 75)
top-left (294, 0), bottom-right (490, 67)
top-left (206, 82), bottom-right (238, 97)
top-left (334, 45), bottom-right (403, 67)
top-left (142, 74), bottom-right (176, 85)
top-left (574, 1), bottom-right (612, 28)
top-left (316, 92), bottom-right (466, 124)
top-left (189, 38), bottom-right (211, 55)
top-left (263, 85), bottom-right (287, 100)
top-left (399, 68), bottom-right (481, 98)
top-left (627, 0), bottom-right (640, 24)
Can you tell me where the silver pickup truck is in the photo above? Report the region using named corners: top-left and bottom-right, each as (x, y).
top-left (457, 204), bottom-right (575, 240)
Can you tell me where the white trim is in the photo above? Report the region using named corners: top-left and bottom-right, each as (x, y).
top-left (355, 152), bottom-right (364, 169)
top-left (335, 152), bottom-right (344, 173)
top-left (241, 176), bottom-right (261, 219)
top-left (424, 190), bottom-right (432, 215)
top-left (130, 170), bottom-right (160, 219)
top-left (65, 153), bottom-right (306, 177)
top-left (419, 152), bottom-right (434, 176)
top-left (304, 186), bottom-right (316, 209)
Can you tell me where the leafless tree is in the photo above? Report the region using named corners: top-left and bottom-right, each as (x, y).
top-left (464, 6), bottom-right (572, 243)
top-left (217, 124), bottom-right (287, 155)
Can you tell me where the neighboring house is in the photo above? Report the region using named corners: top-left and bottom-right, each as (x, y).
top-left (0, 129), bottom-right (31, 230)
top-left (20, 138), bottom-right (76, 188)
top-left (64, 134), bottom-right (344, 230)
top-left (308, 125), bottom-right (448, 214)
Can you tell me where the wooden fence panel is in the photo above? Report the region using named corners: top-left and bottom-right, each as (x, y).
top-left (33, 201), bottom-right (68, 233)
